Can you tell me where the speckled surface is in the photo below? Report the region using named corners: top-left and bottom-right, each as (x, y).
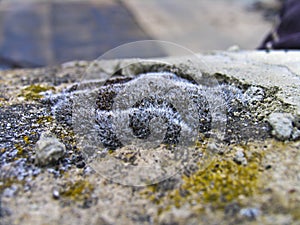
top-left (0, 51), bottom-right (300, 225)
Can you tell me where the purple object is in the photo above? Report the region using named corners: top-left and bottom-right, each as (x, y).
top-left (259, 0), bottom-right (300, 49)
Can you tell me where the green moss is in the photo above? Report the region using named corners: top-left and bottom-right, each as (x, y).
top-left (19, 84), bottom-right (54, 101)
top-left (60, 180), bottom-right (94, 202)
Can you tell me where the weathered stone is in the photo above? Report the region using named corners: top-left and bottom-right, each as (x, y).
top-left (233, 148), bottom-right (248, 166)
top-left (35, 132), bottom-right (66, 166)
top-left (268, 113), bottom-right (294, 141)
top-left (0, 51), bottom-right (299, 225)
top-left (292, 128), bottom-right (300, 140)
top-left (244, 86), bottom-right (265, 105)
top-left (239, 207), bottom-right (261, 220)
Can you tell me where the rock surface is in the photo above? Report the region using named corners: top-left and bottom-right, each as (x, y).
top-left (0, 51), bottom-right (300, 225)
top-left (268, 113), bottom-right (294, 140)
top-left (35, 132), bottom-right (66, 166)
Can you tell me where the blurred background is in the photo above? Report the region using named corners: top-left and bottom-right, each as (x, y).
top-left (0, 0), bottom-right (282, 69)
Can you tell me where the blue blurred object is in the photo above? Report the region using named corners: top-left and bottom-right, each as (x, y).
top-left (260, 0), bottom-right (300, 49)
top-left (0, 1), bottom-right (165, 69)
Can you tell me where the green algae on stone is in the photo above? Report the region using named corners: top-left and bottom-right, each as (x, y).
top-left (19, 84), bottom-right (55, 101)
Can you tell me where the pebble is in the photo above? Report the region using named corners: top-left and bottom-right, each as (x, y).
top-left (292, 128), bottom-right (300, 140)
top-left (239, 207), bottom-right (261, 219)
top-left (233, 148), bottom-right (247, 165)
top-left (268, 113), bottom-right (294, 141)
top-left (35, 132), bottom-right (66, 166)
top-left (227, 45), bottom-right (240, 52)
top-left (62, 60), bottom-right (88, 69)
top-left (76, 161), bottom-right (86, 169)
top-left (207, 141), bottom-right (224, 154)
top-left (52, 189), bottom-right (60, 199)
top-left (244, 86), bottom-right (265, 105)
top-left (207, 142), bottom-right (220, 153)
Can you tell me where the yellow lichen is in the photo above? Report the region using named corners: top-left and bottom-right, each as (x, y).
top-left (15, 144), bottom-right (24, 156)
top-left (144, 147), bottom-right (264, 212)
top-left (37, 116), bottom-right (53, 124)
top-left (60, 180), bottom-right (94, 202)
top-left (0, 97), bottom-right (5, 107)
top-left (19, 84), bottom-right (54, 101)
top-left (23, 136), bottom-right (30, 145)
top-left (0, 177), bottom-right (24, 193)
top-left (180, 159), bottom-right (260, 207)
top-left (291, 207), bottom-right (300, 220)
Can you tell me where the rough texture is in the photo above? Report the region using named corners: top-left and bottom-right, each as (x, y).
top-left (35, 132), bottom-right (66, 166)
top-left (268, 113), bottom-right (294, 140)
top-left (0, 51), bottom-right (300, 225)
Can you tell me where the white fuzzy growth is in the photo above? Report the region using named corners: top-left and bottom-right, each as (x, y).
top-left (49, 71), bottom-right (250, 149)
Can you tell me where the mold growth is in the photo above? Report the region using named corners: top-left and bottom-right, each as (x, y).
top-left (94, 72), bottom-right (214, 149)
top-left (48, 67), bottom-right (274, 151)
